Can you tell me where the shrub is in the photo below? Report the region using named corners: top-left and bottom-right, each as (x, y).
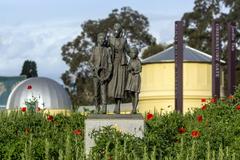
top-left (1, 85), bottom-right (240, 159)
top-left (0, 111), bottom-right (85, 160)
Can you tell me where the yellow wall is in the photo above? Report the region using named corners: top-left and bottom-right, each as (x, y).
top-left (139, 62), bottom-right (224, 114)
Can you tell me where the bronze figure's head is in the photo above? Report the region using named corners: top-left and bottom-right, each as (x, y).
top-left (130, 47), bottom-right (139, 59)
top-left (97, 33), bottom-right (106, 46)
top-left (113, 23), bottom-right (122, 38)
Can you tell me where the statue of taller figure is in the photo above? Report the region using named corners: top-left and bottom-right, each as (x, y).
top-left (108, 23), bottom-right (129, 114)
top-left (90, 33), bottom-right (112, 114)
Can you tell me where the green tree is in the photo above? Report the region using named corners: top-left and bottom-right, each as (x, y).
top-left (181, 0), bottom-right (240, 55)
top-left (20, 60), bottom-right (38, 78)
top-left (222, 0), bottom-right (240, 85)
top-left (181, 0), bottom-right (240, 92)
top-left (141, 43), bottom-right (166, 59)
top-left (61, 7), bottom-right (156, 108)
top-left (181, 0), bottom-right (221, 54)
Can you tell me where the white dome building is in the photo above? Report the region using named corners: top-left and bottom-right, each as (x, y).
top-left (6, 77), bottom-right (72, 113)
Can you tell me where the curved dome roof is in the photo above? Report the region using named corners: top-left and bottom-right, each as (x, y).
top-left (6, 77), bottom-right (72, 110)
top-left (142, 45), bottom-right (225, 64)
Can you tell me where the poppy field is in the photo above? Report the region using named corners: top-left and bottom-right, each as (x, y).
top-left (1, 86), bottom-right (240, 159)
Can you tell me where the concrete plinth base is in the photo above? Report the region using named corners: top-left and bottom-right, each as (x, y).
top-left (84, 114), bottom-right (144, 155)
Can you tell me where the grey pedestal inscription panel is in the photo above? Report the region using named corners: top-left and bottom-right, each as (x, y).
top-left (84, 114), bottom-right (144, 155)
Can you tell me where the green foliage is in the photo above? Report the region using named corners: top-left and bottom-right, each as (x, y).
top-left (181, 0), bottom-right (221, 54)
top-left (91, 126), bottom-right (146, 159)
top-left (0, 111), bottom-right (85, 160)
top-left (2, 86), bottom-right (240, 159)
top-left (24, 96), bottom-right (38, 112)
top-left (89, 87), bottom-right (240, 159)
top-left (20, 60), bottom-right (38, 78)
top-left (144, 112), bottom-right (184, 158)
top-left (233, 84), bottom-right (240, 100)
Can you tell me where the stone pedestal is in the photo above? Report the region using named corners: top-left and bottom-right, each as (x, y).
top-left (84, 114), bottom-right (144, 155)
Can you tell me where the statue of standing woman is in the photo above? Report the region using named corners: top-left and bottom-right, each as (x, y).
top-left (108, 23), bottom-right (129, 114)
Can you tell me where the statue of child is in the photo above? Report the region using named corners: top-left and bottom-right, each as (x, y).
top-left (125, 47), bottom-right (142, 114)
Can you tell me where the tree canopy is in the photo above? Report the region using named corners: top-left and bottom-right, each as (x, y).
top-left (141, 43), bottom-right (166, 59)
top-left (181, 0), bottom-right (240, 55)
top-left (20, 60), bottom-right (38, 78)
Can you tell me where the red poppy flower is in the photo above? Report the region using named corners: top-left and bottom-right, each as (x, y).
top-left (21, 107), bottom-right (27, 112)
top-left (236, 105), bottom-right (240, 110)
top-left (228, 95), bottom-right (234, 99)
top-left (178, 127), bottom-right (186, 134)
top-left (73, 129), bottom-right (81, 135)
top-left (201, 98), bottom-right (206, 102)
top-left (27, 85), bottom-right (32, 90)
top-left (201, 105), bottom-right (207, 110)
top-left (197, 115), bottom-right (203, 122)
top-left (47, 115), bottom-right (54, 121)
top-left (191, 130), bottom-right (200, 138)
top-left (211, 98), bottom-right (216, 103)
top-left (146, 113), bottom-right (154, 120)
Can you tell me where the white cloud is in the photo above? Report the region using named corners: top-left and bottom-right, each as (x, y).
top-left (0, 21), bottom-right (81, 84)
top-left (149, 20), bottom-right (175, 44)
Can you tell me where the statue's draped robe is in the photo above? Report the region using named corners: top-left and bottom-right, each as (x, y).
top-left (125, 58), bottom-right (142, 93)
top-left (108, 37), bottom-right (129, 98)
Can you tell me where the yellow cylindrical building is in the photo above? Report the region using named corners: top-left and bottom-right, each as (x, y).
top-left (139, 45), bottom-right (225, 114)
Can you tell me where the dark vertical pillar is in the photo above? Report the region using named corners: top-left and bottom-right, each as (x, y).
top-left (212, 21), bottom-right (221, 98)
top-left (227, 23), bottom-right (236, 96)
top-left (175, 21), bottom-right (183, 113)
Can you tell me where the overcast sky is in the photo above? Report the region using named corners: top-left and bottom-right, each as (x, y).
top-left (0, 0), bottom-right (194, 84)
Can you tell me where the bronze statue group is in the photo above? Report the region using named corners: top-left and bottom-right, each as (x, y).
top-left (90, 23), bottom-right (141, 114)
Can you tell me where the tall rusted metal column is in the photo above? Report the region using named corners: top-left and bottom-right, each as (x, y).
top-left (212, 21), bottom-right (221, 98)
top-left (227, 22), bottom-right (236, 96)
top-left (174, 21), bottom-right (183, 113)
